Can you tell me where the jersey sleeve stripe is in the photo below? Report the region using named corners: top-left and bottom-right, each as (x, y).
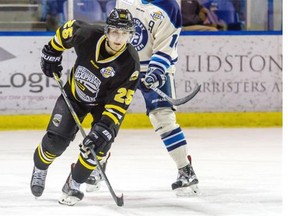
top-left (149, 59), bottom-right (169, 71)
top-left (55, 28), bottom-right (64, 49)
top-left (50, 38), bottom-right (65, 51)
top-left (149, 52), bottom-right (173, 71)
top-left (155, 51), bottom-right (173, 63)
top-left (105, 104), bottom-right (126, 114)
top-left (102, 111), bottom-right (120, 125)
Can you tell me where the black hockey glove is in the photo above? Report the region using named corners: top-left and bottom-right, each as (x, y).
top-left (40, 44), bottom-right (63, 78)
top-left (142, 67), bottom-right (167, 89)
top-left (80, 123), bottom-right (115, 157)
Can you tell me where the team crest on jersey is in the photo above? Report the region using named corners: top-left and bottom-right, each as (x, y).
top-left (150, 11), bottom-right (164, 21)
top-left (100, 66), bottom-right (116, 78)
top-left (74, 66), bottom-right (101, 103)
top-left (131, 18), bottom-right (148, 51)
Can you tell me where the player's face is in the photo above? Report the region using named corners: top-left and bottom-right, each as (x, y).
top-left (107, 28), bottom-right (132, 51)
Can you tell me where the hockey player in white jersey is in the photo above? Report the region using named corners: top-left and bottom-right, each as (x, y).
top-left (87, 0), bottom-right (199, 196)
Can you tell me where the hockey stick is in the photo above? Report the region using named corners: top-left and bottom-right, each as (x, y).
top-left (150, 84), bottom-right (201, 106)
top-left (53, 73), bottom-right (124, 207)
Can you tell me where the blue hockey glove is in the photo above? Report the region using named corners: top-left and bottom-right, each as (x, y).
top-left (142, 67), bottom-right (167, 89)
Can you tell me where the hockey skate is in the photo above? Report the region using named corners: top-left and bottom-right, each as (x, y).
top-left (171, 155), bottom-right (199, 197)
top-left (86, 153), bottom-right (110, 192)
top-left (30, 166), bottom-right (48, 197)
top-left (58, 164), bottom-right (84, 206)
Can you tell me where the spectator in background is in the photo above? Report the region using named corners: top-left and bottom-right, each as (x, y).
top-left (211, 0), bottom-right (242, 30)
top-left (104, 0), bottom-right (116, 17)
top-left (65, 0), bottom-right (116, 25)
top-left (181, 0), bottom-right (225, 31)
top-left (40, 0), bottom-right (67, 31)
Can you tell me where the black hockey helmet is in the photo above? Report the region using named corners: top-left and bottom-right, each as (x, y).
top-left (105, 8), bottom-right (134, 32)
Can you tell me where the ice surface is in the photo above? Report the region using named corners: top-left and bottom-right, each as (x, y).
top-left (0, 128), bottom-right (283, 216)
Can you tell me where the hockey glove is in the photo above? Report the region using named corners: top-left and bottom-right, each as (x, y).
top-left (142, 67), bottom-right (167, 89)
top-left (80, 123), bottom-right (115, 158)
top-left (40, 44), bottom-right (63, 78)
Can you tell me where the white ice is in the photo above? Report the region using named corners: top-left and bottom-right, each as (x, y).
top-left (0, 128), bottom-right (283, 216)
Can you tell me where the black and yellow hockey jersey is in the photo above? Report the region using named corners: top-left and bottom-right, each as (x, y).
top-left (49, 20), bottom-right (140, 128)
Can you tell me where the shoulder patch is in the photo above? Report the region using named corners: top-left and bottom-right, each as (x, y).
top-left (150, 11), bottom-right (164, 21)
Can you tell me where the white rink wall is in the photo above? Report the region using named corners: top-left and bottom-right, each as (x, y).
top-left (0, 33), bottom-right (282, 114)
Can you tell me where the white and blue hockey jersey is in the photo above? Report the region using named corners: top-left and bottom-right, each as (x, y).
top-left (116, 0), bottom-right (182, 73)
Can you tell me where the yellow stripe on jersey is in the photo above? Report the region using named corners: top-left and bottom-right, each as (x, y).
top-left (103, 111), bottom-right (120, 125)
top-left (69, 68), bottom-right (80, 101)
top-left (50, 38), bottom-right (65, 51)
top-left (55, 28), bottom-right (64, 49)
top-left (95, 35), bottom-right (106, 62)
top-left (105, 104), bottom-right (126, 114)
top-left (90, 60), bottom-right (99, 69)
top-left (97, 152), bottom-right (105, 158)
top-left (78, 154), bottom-right (96, 170)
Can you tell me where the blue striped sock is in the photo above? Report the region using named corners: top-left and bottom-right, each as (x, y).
top-left (161, 127), bottom-right (187, 152)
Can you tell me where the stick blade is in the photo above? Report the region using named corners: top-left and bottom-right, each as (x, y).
top-left (171, 84), bottom-right (201, 106)
top-left (116, 194), bottom-right (124, 207)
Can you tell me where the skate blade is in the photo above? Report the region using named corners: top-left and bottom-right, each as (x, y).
top-left (175, 184), bottom-right (200, 197)
top-left (58, 193), bottom-right (81, 206)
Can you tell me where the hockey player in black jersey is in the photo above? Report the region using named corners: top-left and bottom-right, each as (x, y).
top-left (30, 8), bottom-right (140, 205)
